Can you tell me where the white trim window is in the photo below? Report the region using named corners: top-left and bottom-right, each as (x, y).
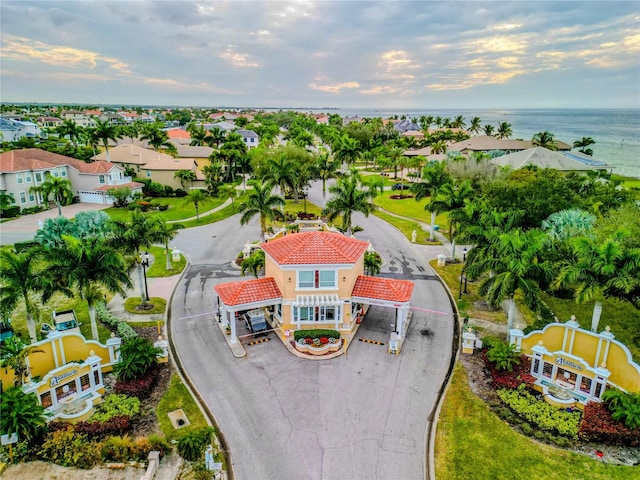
top-left (25, 172), bottom-right (32, 183)
top-left (99, 175), bottom-right (106, 184)
top-left (297, 270), bottom-right (336, 289)
top-left (60, 169), bottom-right (67, 177)
top-left (294, 305), bottom-right (337, 323)
top-left (19, 192), bottom-right (26, 204)
top-left (35, 172), bottom-right (43, 183)
top-left (16, 173), bottom-right (23, 184)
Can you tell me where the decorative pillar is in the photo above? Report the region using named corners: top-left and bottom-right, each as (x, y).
top-left (106, 334), bottom-right (122, 364)
top-left (531, 341), bottom-right (548, 379)
top-left (599, 326), bottom-right (615, 366)
top-left (592, 363), bottom-right (611, 400)
top-left (462, 328), bottom-right (476, 354)
top-left (86, 350), bottom-right (103, 389)
top-left (230, 310), bottom-right (238, 344)
top-left (509, 324), bottom-right (524, 352)
top-left (154, 336), bottom-right (169, 363)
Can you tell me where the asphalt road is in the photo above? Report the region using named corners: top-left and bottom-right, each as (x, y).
top-left (170, 181), bottom-right (455, 480)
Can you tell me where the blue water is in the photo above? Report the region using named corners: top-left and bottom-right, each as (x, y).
top-left (313, 108), bottom-right (640, 178)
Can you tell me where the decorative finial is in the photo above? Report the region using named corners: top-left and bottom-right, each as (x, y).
top-left (605, 326), bottom-right (611, 332)
top-left (89, 350), bottom-right (95, 356)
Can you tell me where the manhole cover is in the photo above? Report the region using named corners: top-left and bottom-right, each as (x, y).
top-left (168, 409), bottom-right (191, 429)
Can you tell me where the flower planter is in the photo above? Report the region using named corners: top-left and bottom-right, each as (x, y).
top-left (294, 339), bottom-right (342, 356)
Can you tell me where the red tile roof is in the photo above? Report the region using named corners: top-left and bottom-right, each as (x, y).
top-left (215, 278), bottom-right (282, 306)
top-left (261, 231), bottom-right (369, 265)
top-left (0, 148), bottom-right (117, 174)
top-left (166, 128), bottom-right (191, 139)
top-left (351, 276), bottom-right (414, 303)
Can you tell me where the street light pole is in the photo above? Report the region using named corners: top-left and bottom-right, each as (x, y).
top-left (459, 247), bottom-right (468, 299)
top-left (303, 184), bottom-right (308, 214)
top-left (141, 251), bottom-right (150, 304)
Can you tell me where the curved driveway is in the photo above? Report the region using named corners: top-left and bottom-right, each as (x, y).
top-left (170, 181), bottom-right (454, 480)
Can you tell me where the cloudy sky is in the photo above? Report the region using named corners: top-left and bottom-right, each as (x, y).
top-left (1, 1), bottom-right (639, 109)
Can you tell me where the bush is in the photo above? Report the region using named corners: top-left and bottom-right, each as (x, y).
top-left (101, 435), bottom-right (135, 462)
top-left (177, 427), bottom-right (215, 462)
top-left (520, 423), bottom-right (533, 435)
top-left (20, 206), bottom-right (45, 215)
top-left (148, 434), bottom-right (172, 458)
top-left (40, 427), bottom-right (102, 469)
top-left (50, 415), bottom-right (132, 439)
top-left (482, 352), bottom-right (534, 390)
top-left (0, 205), bottom-right (20, 218)
top-left (163, 185), bottom-right (174, 196)
top-left (113, 337), bottom-right (162, 381)
top-left (174, 188), bottom-right (187, 197)
top-left (95, 302), bottom-right (138, 339)
top-left (497, 386), bottom-right (582, 439)
top-left (92, 394), bottom-right (140, 422)
top-left (579, 402), bottom-right (640, 446)
top-left (293, 329), bottom-right (340, 342)
top-left (13, 240), bottom-right (40, 253)
top-left (114, 366), bottom-right (159, 398)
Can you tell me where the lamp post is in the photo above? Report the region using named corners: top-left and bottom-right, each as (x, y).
top-left (459, 247), bottom-right (468, 300)
top-left (303, 184), bottom-right (309, 214)
top-left (141, 251), bottom-right (150, 304)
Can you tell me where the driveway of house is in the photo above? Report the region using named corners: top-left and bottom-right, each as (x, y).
top-left (170, 181), bottom-right (455, 480)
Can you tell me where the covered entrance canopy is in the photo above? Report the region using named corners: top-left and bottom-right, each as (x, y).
top-left (351, 276), bottom-right (414, 338)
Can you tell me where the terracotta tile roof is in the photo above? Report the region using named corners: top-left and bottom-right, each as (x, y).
top-left (0, 148), bottom-right (116, 174)
top-left (92, 144), bottom-right (169, 164)
top-left (351, 275), bottom-right (414, 303)
top-left (165, 128), bottom-right (191, 139)
top-left (215, 278), bottom-right (282, 306)
top-left (261, 231), bottom-right (369, 265)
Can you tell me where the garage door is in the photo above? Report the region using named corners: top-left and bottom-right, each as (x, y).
top-left (78, 191), bottom-right (105, 204)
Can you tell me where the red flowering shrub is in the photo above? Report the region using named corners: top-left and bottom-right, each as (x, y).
top-left (320, 337), bottom-right (329, 344)
top-left (482, 352), bottom-right (534, 390)
top-left (305, 338), bottom-right (313, 345)
top-left (114, 366), bottom-right (158, 398)
top-left (579, 402), bottom-right (640, 446)
top-left (48, 415), bottom-right (131, 439)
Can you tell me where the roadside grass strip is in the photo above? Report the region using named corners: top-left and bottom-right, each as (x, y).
top-left (359, 338), bottom-right (385, 346)
top-left (247, 337), bottom-right (271, 346)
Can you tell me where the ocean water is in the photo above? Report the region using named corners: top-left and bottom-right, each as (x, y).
top-left (319, 108), bottom-right (640, 178)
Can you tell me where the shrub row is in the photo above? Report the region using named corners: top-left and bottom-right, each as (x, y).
top-left (497, 386), bottom-right (582, 439)
top-left (92, 394), bottom-right (140, 422)
top-left (579, 402), bottom-right (640, 446)
top-left (95, 302), bottom-right (137, 340)
top-left (293, 329), bottom-right (340, 341)
top-left (494, 407), bottom-right (573, 447)
top-left (482, 351), bottom-right (534, 390)
top-left (114, 366), bottom-right (158, 398)
top-left (50, 415), bottom-right (131, 439)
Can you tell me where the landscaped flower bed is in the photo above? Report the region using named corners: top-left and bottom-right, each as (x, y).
top-left (293, 329), bottom-right (342, 356)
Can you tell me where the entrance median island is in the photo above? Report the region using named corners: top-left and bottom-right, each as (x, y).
top-left (292, 329), bottom-right (342, 356)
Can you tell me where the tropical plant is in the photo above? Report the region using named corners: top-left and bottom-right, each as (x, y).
top-left (0, 387), bottom-right (46, 441)
top-left (34, 216), bottom-right (78, 249)
top-left (428, 179), bottom-right (474, 259)
top-left (483, 124), bottom-right (495, 136)
top-left (0, 191), bottom-right (15, 209)
top-left (93, 118), bottom-right (121, 162)
top-left (486, 341), bottom-right (521, 372)
top-left (239, 181), bottom-right (285, 242)
top-left (56, 119), bottom-right (82, 147)
top-left (141, 126), bottom-right (174, 152)
top-left (314, 151), bottom-right (340, 206)
top-left (150, 218), bottom-right (180, 270)
top-left (202, 162), bottom-right (224, 195)
top-left (0, 336), bottom-right (44, 386)
top-left (333, 135), bottom-right (362, 170)
top-left (263, 152), bottom-right (298, 198)
top-left (43, 236), bottom-right (132, 340)
top-left (176, 427), bottom-right (215, 462)
top-left (411, 160), bottom-right (452, 242)
top-left (602, 389), bottom-right (640, 430)
top-left (573, 137), bottom-right (596, 156)
top-left (241, 249), bottom-right (265, 278)
top-left (364, 251), bottom-right (382, 276)
top-left (541, 209), bottom-right (596, 244)
top-left (496, 122), bottom-right (513, 139)
top-left (183, 189), bottom-right (209, 221)
top-left (204, 127), bottom-right (226, 148)
top-left (112, 337), bottom-right (162, 381)
top-left (532, 131), bottom-right (558, 150)
top-left (108, 186), bottom-right (132, 207)
top-left (322, 174), bottom-right (380, 237)
top-left (469, 116), bottom-right (482, 135)
top-left (40, 175), bottom-right (73, 216)
top-left (174, 169), bottom-right (197, 190)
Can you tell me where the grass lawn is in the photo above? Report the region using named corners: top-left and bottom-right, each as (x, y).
top-left (373, 191), bottom-right (448, 232)
top-left (146, 245), bottom-right (187, 277)
top-left (176, 198), bottom-right (244, 229)
top-left (103, 196), bottom-right (226, 222)
top-left (123, 297), bottom-right (167, 314)
top-left (435, 364), bottom-right (638, 480)
top-left (373, 210), bottom-right (439, 246)
top-left (542, 294), bottom-right (640, 361)
top-left (156, 374), bottom-right (210, 441)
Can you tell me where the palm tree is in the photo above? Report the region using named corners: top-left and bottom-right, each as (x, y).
top-left (333, 135), bottom-right (362, 170)
top-left (429, 180), bottom-right (474, 260)
top-left (93, 118), bottom-right (121, 162)
top-left (532, 131), bottom-right (558, 150)
top-left (150, 218), bottom-right (179, 270)
top-left (202, 162), bottom-right (224, 195)
top-left (0, 337), bottom-right (44, 386)
top-left (451, 115), bottom-right (466, 129)
top-left (263, 152), bottom-right (298, 199)
top-left (205, 127), bottom-right (226, 148)
top-left (486, 341), bottom-right (521, 372)
top-left (241, 249), bottom-right (265, 278)
top-left (44, 236), bottom-right (132, 341)
top-left (0, 249), bottom-right (62, 344)
top-left (387, 146), bottom-right (406, 180)
top-left (322, 174), bottom-right (380, 236)
top-left (107, 211), bottom-right (166, 307)
top-left (496, 122), bottom-right (513, 139)
top-left (40, 175), bottom-right (73, 216)
top-left (239, 180), bottom-right (285, 242)
top-left (188, 124), bottom-right (208, 146)
top-left (0, 387), bottom-right (46, 441)
top-left (573, 137), bottom-right (596, 156)
top-left (467, 228), bottom-right (553, 337)
top-left (141, 126), bottom-right (173, 152)
top-left (541, 209), bottom-right (596, 244)
top-left (364, 251), bottom-right (382, 276)
top-left (56, 119), bottom-right (82, 147)
top-left (183, 189), bottom-right (209, 221)
top-left (314, 151), bottom-right (340, 206)
top-left (483, 124), bottom-right (495, 136)
top-left (469, 116), bottom-right (482, 135)
top-left (411, 160), bottom-right (452, 241)
top-left (174, 169), bottom-right (197, 190)
top-left (430, 140), bottom-right (447, 155)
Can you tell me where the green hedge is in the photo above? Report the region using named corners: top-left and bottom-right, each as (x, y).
top-left (95, 302), bottom-right (137, 340)
top-left (497, 386), bottom-right (582, 439)
top-left (293, 329), bottom-right (340, 341)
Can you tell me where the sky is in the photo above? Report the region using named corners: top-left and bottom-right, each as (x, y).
top-left (1, 0), bottom-right (639, 110)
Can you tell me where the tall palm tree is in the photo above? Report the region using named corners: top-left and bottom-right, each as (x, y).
top-left (0, 337), bottom-right (44, 386)
top-left (411, 160), bottom-right (452, 241)
top-left (56, 119), bottom-right (82, 147)
top-left (141, 126), bottom-right (173, 152)
top-left (0, 387), bottom-right (46, 441)
top-left (40, 175), bottom-right (73, 216)
top-left (469, 116), bottom-right (482, 135)
top-left (364, 251), bottom-right (382, 276)
top-left (532, 131), bottom-right (558, 150)
top-left (241, 249), bottom-right (265, 278)
top-left (468, 228), bottom-right (554, 337)
top-left (0, 249), bottom-right (62, 344)
top-left (314, 151), bottom-right (340, 206)
top-left (93, 118), bottom-right (121, 162)
top-left (43, 236), bottom-right (132, 341)
top-left (387, 146), bottom-right (406, 180)
top-left (205, 127), bottom-right (226, 148)
top-left (149, 218), bottom-right (179, 271)
top-left (107, 211), bottom-right (166, 307)
top-left (239, 180), bottom-right (285, 242)
top-left (263, 152), bottom-right (298, 199)
top-left (202, 162), bottom-right (224, 195)
top-left (573, 137), bottom-right (596, 156)
top-left (188, 123), bottom-right (208, 146)
top-left (333, 135), bottom-right (362, 171)
top-left (451, 115), bottom-right (466, 129)
top-left (322, 174), bottom-right (380, 236)
top-left (496, 122), bottom-right (513, 139)
top-left (483, 124), bottom-right (495, 136)
top-left (429, 179), bottom-right (474, 260)
top-left (430, 140), bottom-right (447, 155)
top-left (174, 169), bottom-right (197, 190)
top-left (183, 189), bottom-right (209, 221)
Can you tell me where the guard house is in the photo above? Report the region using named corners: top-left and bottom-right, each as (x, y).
top-left (510, 318), bottom-right (640, 409)
top-left (215, 232), bottom-right (414, 346)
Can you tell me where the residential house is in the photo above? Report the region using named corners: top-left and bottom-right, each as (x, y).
top-left (0, 148), bottom-right (143, 206)
top-left (215, 231), bottom-right (414, 346)
top-left (0, 118), bottom-right (41, 142)
top-left (91, 144), bottom-right (155, 175)
top-left (236, 129), bottom-right (260, 149)
top-left (208, 121), bottom-right (236, 133)
top-left (490, 147), bottom-right (610, 173)
top-left (448, 135), bottom-right (571, 156)
top-left (394, 119), bottom-right (421, 133)
top-left (36, 116), bottom-right (64, 129)
top-left (60, 110), bottom-right (96, 128)
top-left (169, 143), bottom-right (214, 169)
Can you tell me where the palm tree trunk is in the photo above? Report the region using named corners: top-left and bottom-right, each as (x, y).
top-left (507, 298), bottom-right (515, 340)
top-left (26, 314), bottom-right (37, 344)
top-left (56, 201), bottom-right (62, 217)
top-left (451, 237), bottom-right (456, 262)
top-left (88, 301), bottom-right (99, 341)
top-left (430, 211), bottom-right (436, 241)
top-left (165, 240), bottom-right (173, 270)
top-left (137, 263), bottom-right (147, 304)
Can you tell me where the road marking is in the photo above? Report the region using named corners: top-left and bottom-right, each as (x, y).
top-left (247, 338), bottom-right (271, 346)
top-left (410, 306), bottom-right (449, 315)
top-left (359, 338), bottom-right (385, 346)
top-left (178, 312), bottom-right (215, 320)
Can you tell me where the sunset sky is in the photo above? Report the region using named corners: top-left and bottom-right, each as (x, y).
top-left (1, 0), bottom-right (639, 109)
